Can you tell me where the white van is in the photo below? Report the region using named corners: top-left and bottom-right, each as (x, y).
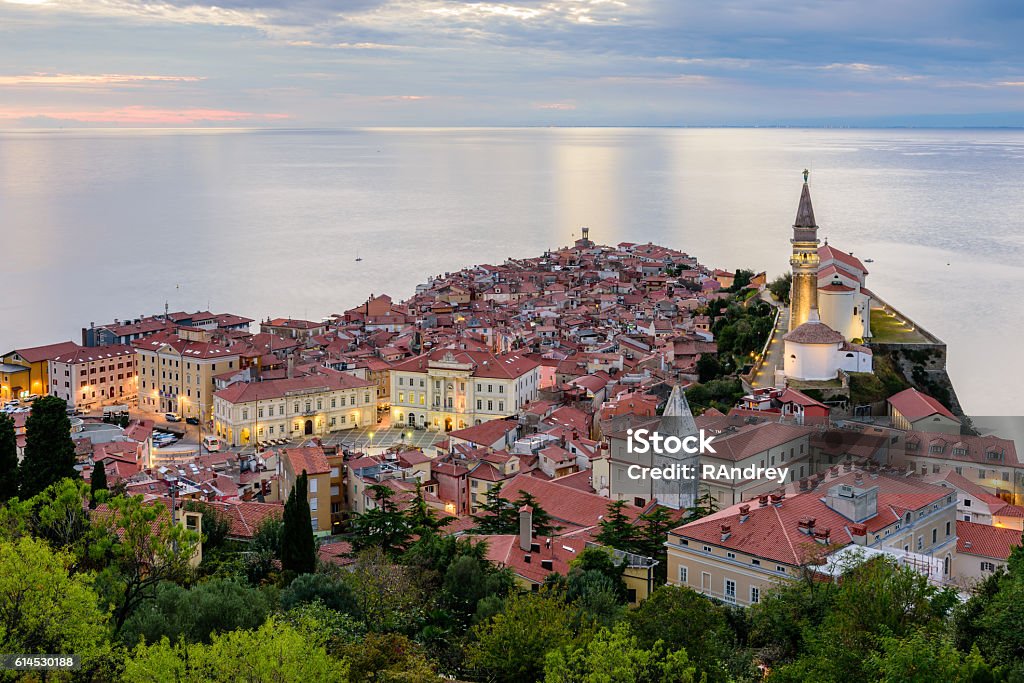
top-left (202, 435), bottom-right (222, 453)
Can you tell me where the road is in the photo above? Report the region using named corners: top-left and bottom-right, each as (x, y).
top-left (751, 303), bottom-right (789, 389)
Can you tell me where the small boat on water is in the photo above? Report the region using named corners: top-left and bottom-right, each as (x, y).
top-left (864, 258), bottom-right (874, 263)
top-left (355, 251), bottom-right (363, 262)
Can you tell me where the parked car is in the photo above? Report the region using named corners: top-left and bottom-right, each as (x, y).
top-left (164, 413), bottom-right (181, 422)
top-left (185, 417), bottom-right (200, 425)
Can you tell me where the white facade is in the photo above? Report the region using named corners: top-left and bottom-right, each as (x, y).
top-left (48, 346), bottom-right (138, 410)
top-left (784, 339), bottom-right (841, 381)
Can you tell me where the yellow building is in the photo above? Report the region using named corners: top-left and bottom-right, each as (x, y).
top-left (1, 341), bottom-right (81, 402)
top-left (389, 348), bottom-right (539, 431)
top-left (666, 471), bottom-right (958, 606)
top-left (213, 370), bottom-right (376, 447)
top-left (134, 329), bottom-right (240, 422)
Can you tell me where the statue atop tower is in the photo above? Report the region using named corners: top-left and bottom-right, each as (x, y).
top-left (788, 170), bottom-right (820, 331)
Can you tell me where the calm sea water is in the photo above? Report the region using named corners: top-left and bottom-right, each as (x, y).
top-left (1, 128), bottom-right (1022, 414)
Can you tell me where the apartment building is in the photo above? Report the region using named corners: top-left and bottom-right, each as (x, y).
top-left (48, 344), bottom-right (138, 410)
top-left (389, 347), bottom-right (540, 431)
top-left (212, 370), bottom-right (376, 447)
top-left (278, 445), bottom-right (333, 535)
top-left (1, 341), bottom-right (81, 402)
top-left (666, 470), bottom-right (958, 606)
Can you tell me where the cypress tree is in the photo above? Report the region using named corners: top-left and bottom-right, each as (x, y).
top-left (0, 413), bottom-right (18, 501)
top-left (19, 396), bottom-right (78, 498)
top-left (281, 471), bottom-right (316, 574)
top-left (90, 461), bottom-right (108, 509)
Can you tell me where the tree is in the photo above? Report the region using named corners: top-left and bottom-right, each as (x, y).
top-left (595, 500), bottom-right (639, 551)
top-left (568, 546), bottom-right (628, 604)
top-left (183, 500), bottom-right (231, 554)
top-left (467, 592), bottom-right (576, 683)
top-left (348, 483), bottom-right (414, 556)
top-left (335, 632), bottom-right (443, 683)
top-left (246, 514), bottom-right (283, 585)
top-left (696, 354), bottom-right (723, 383)
top-left (0, 537), bottom-right (111, 671)
top-left (90, 461), bottom-right (108, 509)
top-left (281, 572), bottom-right (357, 614)
top-left (346, 547), bottom-right (425, 633)
top-left (442, 552), bottom-right (513, 621)
top-left (471, 485), bottom-right (518, 534)
top-left (0, 412), bottom-right (18, 501)
top-left (120, 578), bottom-right (274, 646)
top-left (96, 494), bottom-right (201, 634)
top-left (868, 630), bottom-right (991, 683)
top-left (769, 273), bottom-right (792, 304)
top-left (628, 585), bottom-right (738, 683)
top-left (406, 481), bottom-right (451, 538)
top-left (634, 506), bottom-right (677, 584)
top-left (18, 395), bottom-right (78, 498)
top-left (122, 617), bottom-right (347, 683)
top-left (544, 622), bottom-right (696, 683)
top-left (281, 471), bottom-right (317, 574)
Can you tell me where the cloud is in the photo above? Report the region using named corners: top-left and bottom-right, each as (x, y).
top-left (0, 105), bottom-right (290, 124)
top-left (0, 73), bottom-right (203, 87)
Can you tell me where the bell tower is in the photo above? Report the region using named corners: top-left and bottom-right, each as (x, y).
top-left (789, 170), bottom-right (820, 331)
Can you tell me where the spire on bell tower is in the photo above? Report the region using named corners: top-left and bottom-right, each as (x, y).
top-left (788, 170), bottom-right (821, 331)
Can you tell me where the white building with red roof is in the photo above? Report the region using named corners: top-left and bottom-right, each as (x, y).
top-left (48, 344), bottom-right (138, 410)
top-left (887, 387), bottom-right (960, 434)
top-left (954, 520), bottom-right (1023, 584)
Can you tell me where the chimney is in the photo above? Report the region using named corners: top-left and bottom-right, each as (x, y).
top-left (739, 504), bottom-right (750, 522)
top-left (830, 466), bottom-right (840, 478)
top-left (286, 355), bottom-right (295, 379)
top-left (771, 493), bottom-right (784, 507)
top-left (842, 461), bottom-right (852, 473)
top-left (799, 478), bottom-right (809, 491)
top-left (720, 523), bottom-right (731, 542)
top-left (851, 524), bottom-right (867, 545)
top-left (854, 473), bottom-right (864, 487)
top-left (813, 528), bottom-right (831, 545)
top-left (758, 494), bottom-right (769, 508)
top-left (798, 516), bottom-right (816, 535)
top-left (519, 505), bottom-right (533, 551)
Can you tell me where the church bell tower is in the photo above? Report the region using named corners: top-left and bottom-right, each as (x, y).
top-left (789, 170), bottom-right (820, 331)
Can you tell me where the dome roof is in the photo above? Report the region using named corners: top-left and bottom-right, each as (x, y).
top-left (784, 309), bottom-right (844, 345)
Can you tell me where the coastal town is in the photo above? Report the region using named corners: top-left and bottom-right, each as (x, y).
top-left (2, 176), bottom-right (1022, 680)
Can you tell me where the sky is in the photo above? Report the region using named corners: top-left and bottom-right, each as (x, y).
top-left (1, 0), bottom-right (1023, 127)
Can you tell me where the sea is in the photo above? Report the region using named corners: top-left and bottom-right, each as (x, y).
top-left (1, 127), bottom-right (1022, 415)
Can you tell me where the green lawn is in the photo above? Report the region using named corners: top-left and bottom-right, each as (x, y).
top-left (870, 308), bottom-right (928, 343)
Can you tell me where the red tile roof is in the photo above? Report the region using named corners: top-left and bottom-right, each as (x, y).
top-left (214, 370), bottom-right (373, 404)
top-left (888, 387), bottom-right (956, 421)
top-left (283, 446), bottom-right (331, 476)
top-left (10, 341), bottom-right (81, 363)
top-left (957, 520), bottom-right (1022, 560)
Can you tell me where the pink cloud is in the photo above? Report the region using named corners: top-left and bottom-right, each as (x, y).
top-left (0, 73), bottom-right (203, 87)
top-left (0, 105), bottom-right (290, 124)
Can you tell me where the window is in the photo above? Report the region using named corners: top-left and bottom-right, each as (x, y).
top-left (724, 579), bottom-right (736, 604)
top-left (751, 558), bottom-right (761, 566)
top-left (727, 551), bottom-right (736, 559)
top-left (776, 565), bottom-right (785, 573)
top-left (750, 586), bottom-right (760, 604)
top-left (678, 566), bottom-right (688, 584)
top-left (946, 521), bottom-right (951, 536)
top-left (981, 561), bottom-right (996, 572)
top-left (309, 497), bottom-right (318, 511)
top-left (932, 529), bottom-right (937, 544)
top-left (309, 479), bottom-right (317, 493)
top-left (702, 545), bottom-right (712, 553)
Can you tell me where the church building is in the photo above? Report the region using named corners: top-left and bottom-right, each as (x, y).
top-left (783, 172), bottom-right (873, 382)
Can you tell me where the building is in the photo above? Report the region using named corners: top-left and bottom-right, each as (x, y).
top-left (277, 445), bottom-right (333, 535)
top-left (389, 347), bottom-right (540, 431)
top-left (135, 329), bottom-right (241, 421)
top-left (890, 430), bottom-right (1020, 504)
top-left (788, 171), bottom-right (821, 332)
top-left (817, 246), bottom-right (872, 341)
top-left (48, 344), bottom-right (138, 411)
top-left (887, 387), bottom-right (960, 434)
top-left (260, 317), bottom-right (327, 340)
top-left (82, 311), bottom-right (252, 347)
top-left (666, 470), bottom-right (958, 606)
top-left (1, 341), bottom-right (81, 402)
top-left (213, 370), bottom-right (376, 447)
top-left (954, 520), bottom-right (1022, 585)
top-left (783, 308), bottom-right (872, 381)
